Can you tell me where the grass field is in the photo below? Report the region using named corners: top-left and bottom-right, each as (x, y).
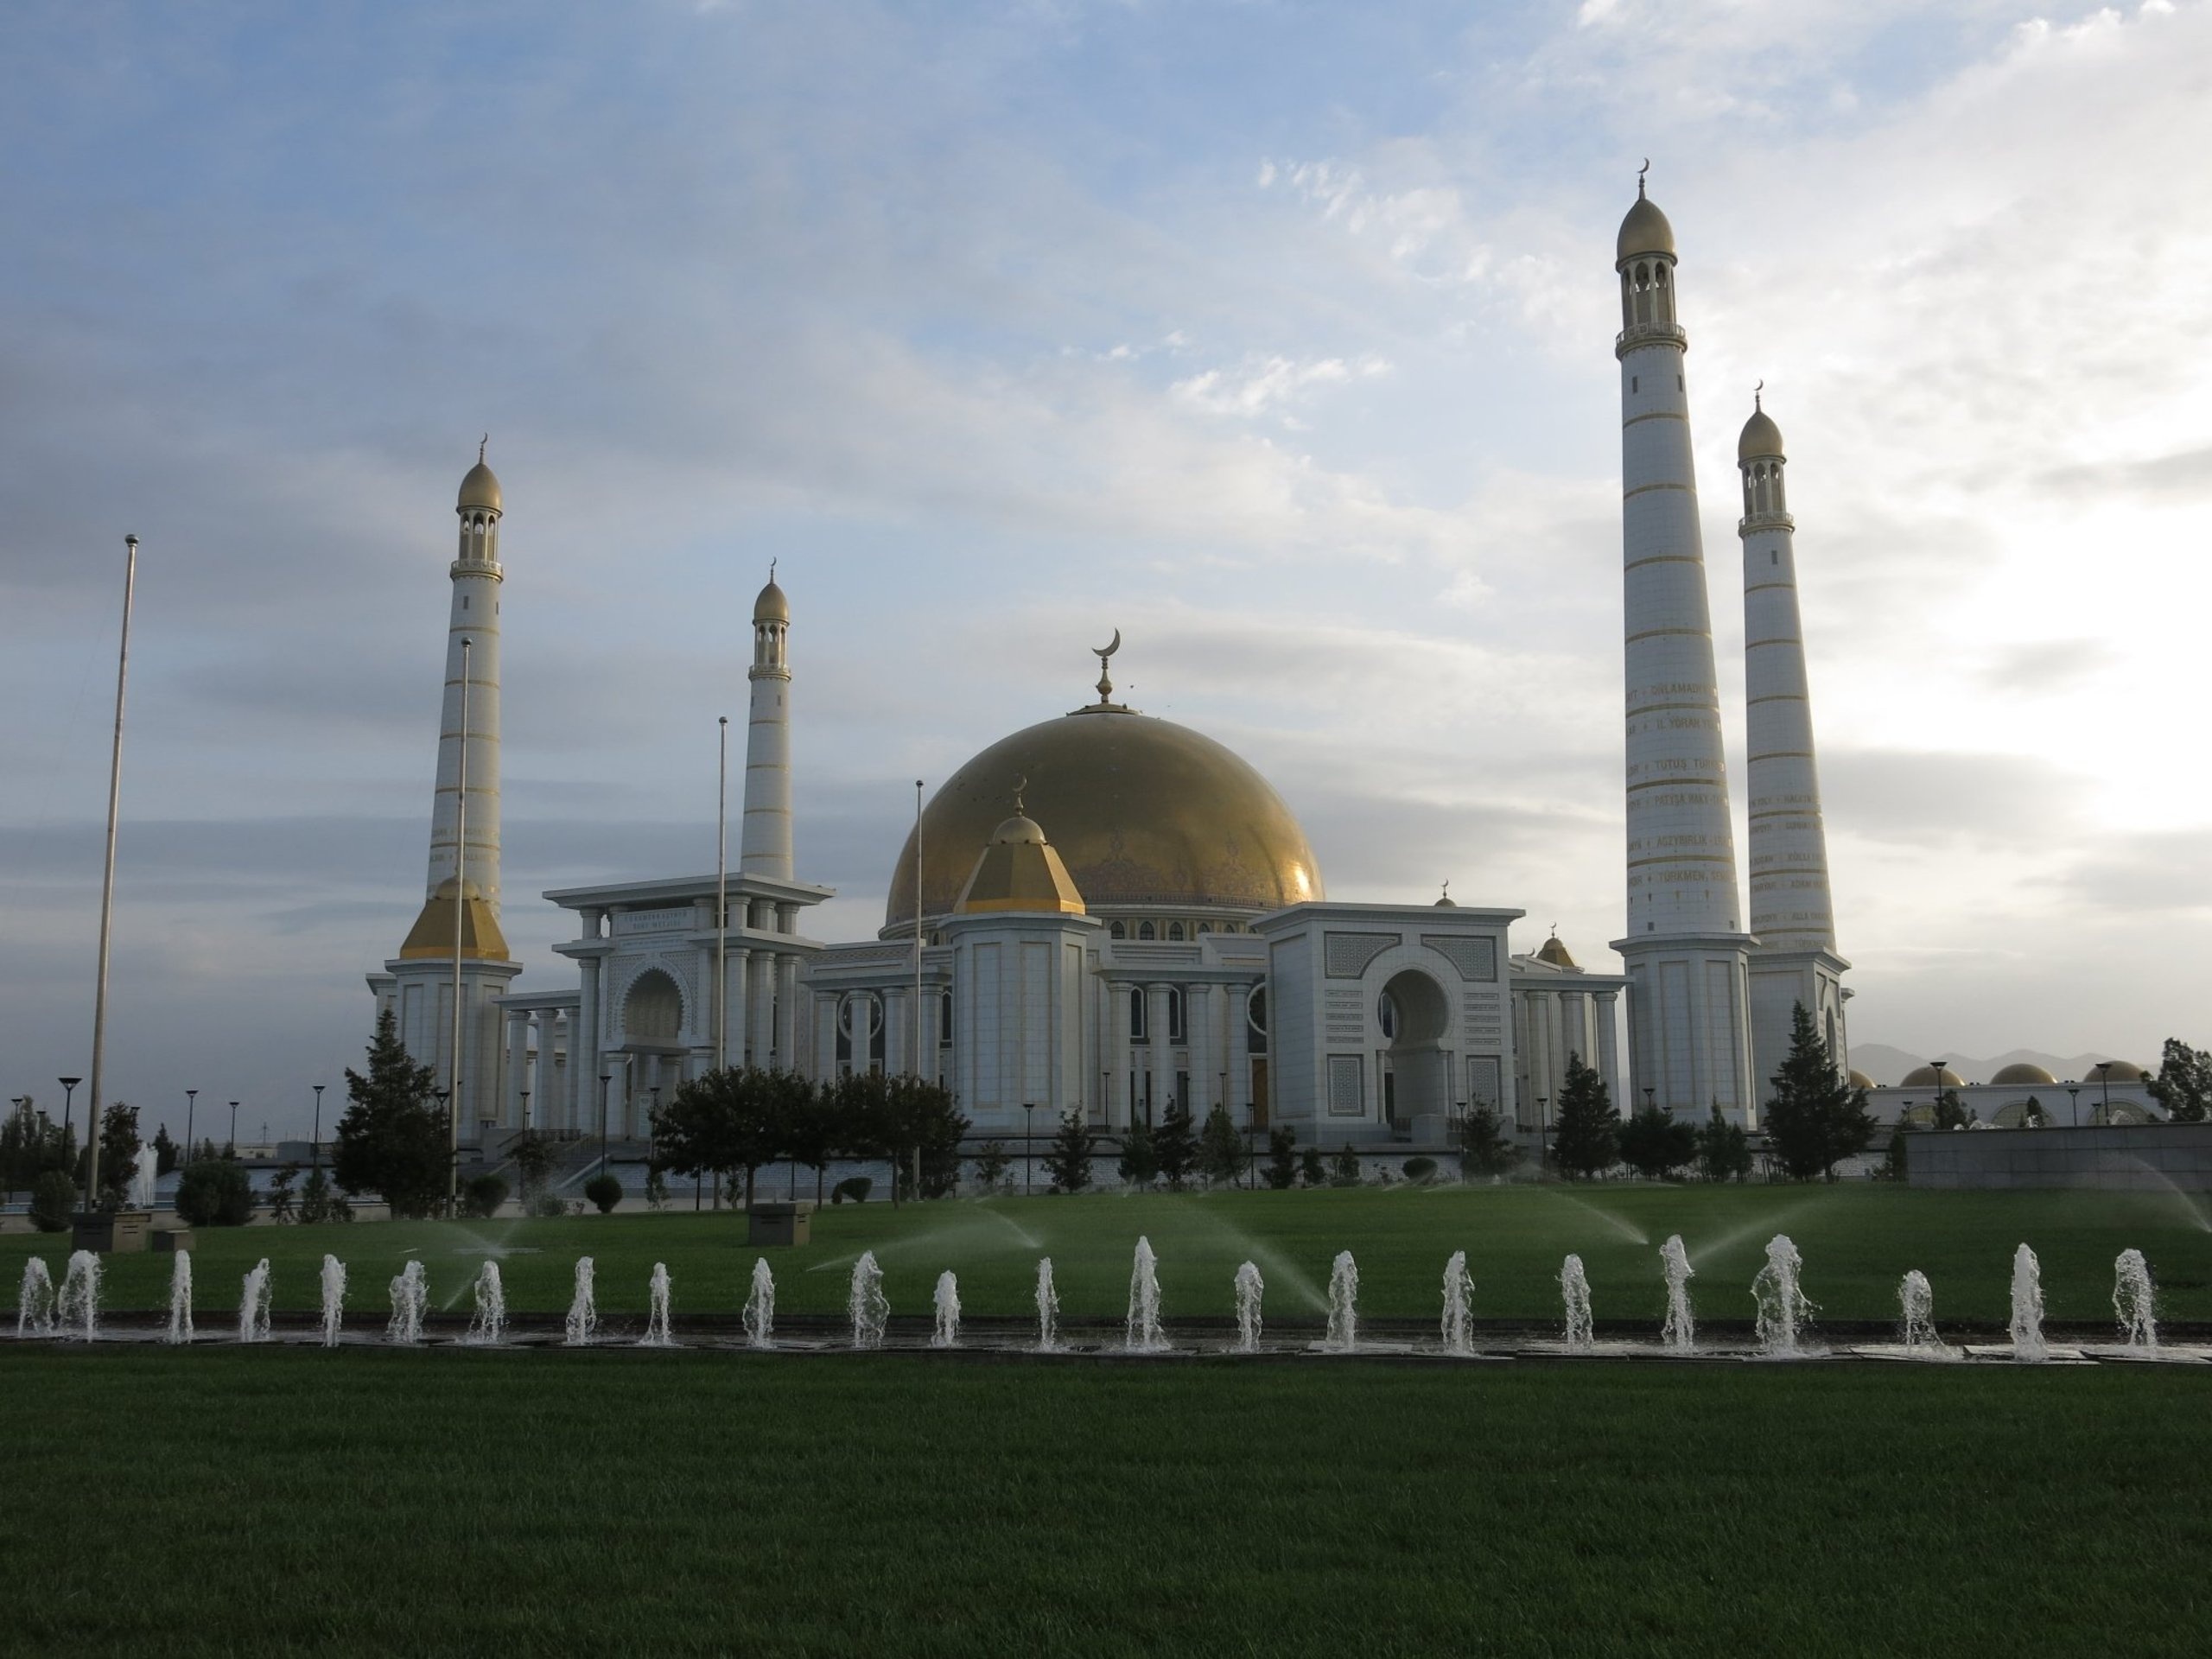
top-left (9, 1183), bottom-right (2210, 1333)
top-left (3, 1344), bottom-right (2209, 1656)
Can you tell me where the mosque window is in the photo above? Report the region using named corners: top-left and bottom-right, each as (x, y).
top-left (1196, 922), bottom-right (1211, 936)
top-left (1129, 988), bottom-right (1148, 1043)
top-left (1771, 550), bottom-right (1778, 566)
top-left (1168, 988), bottom-right (1186, 1045)
top-left (1167, 922), bottom-right (1185, 941)
top-left (1245, 986), bottom-right (1268, 1055)
top-left (1109, 921), bottom-right (1126, 939)
top-left (1139, 921), bottom-right (1156, 941)
top-left (1630, 377), bottom-right (1637, 393)
top-left (940, 992), bottom-right (954, 1046)
top-left (1376, 992), bottom-right (1398, 1040)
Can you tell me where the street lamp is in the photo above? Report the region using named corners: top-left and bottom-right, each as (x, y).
top-left (227, 1100), bottom-right (239, 1159)
top-left (1245, 1101), bottom-right (1258, 1188)
top-left (310, 1085), bottom-right (325, 1178)
top-left (1023, 1103), bottom-right (1035, 1196)
top-left (2094, 1061), bottom-right (2115, 1124)
top-left (2067, 1083), bottom-right (2080, 1128)
top-left (599, 1073), bottom-right (613, 1178)
top-left (185, 1089), bottom-right (197, 1161)
top-left (59, 1080), bottom-right (81, 1183)
top-left (1537, 1096), bottom-right (1550, 1168)
top-left (1643, 1086), bottom-right (1656, 1114)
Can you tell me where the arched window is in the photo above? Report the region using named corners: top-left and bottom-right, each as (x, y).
top-left (1129, 988), bottom-right (1148, 1043)
top-left (1109, 920), bottom-right (1127, 939)
top-left (1376, 991), bottom-right (1398, 1040)
top-left (1196, 922), bottom-right (1212, 936)
top-left (1139, 921), bottom-right (1156, 941)
top-left (1168, 987), bottom-right (1186, 1044)
top-left (1245, 985), bottom-right (1268, 1056)
top-left (1166, 921), bottom-right (1185, 941)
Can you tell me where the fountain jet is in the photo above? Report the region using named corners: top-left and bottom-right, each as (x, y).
top-left (640, 1262), bottom-right (674, 1347)
top-left (57, 1250), bottom-right (102, 1343)
top-left (2010, 1243), bottom-right (2047, 1363)
top-left (565, 1257), bottom-right (599, 1346)
top-left (466, 1262), bottom-right (507, 1345)
top-left (849, 1251), bottom-right (888, 1350)
top-left (239, 1258), bottom-right (273, 1344)
top-left (931, 1270), bottom-right (961, 1348)
top-left (2113, 1249), bottom-right (2158, 1351)
top-left (1324, 1251), bottom-right (1358, 1353)
top-left (1440, 1251), bottom-right (1473, 1357)
top-left (1126, 1237), bottom-right (1165, 1352)
top-left (1560, 1254), bottom-right (1593, 1352)
top-left (1034, 1257), bottom-right (1060, 1353)
top-left (743, 1258), bottom-right (775, 1349)
top-left (1233, 1261), bottom-right (1264, 1353)
top-left (1659, 1235), bottom-right (1695, 1353)
top-left (1751, 1235), bottom-right (1814, 1357)
top-left (319, 1255), bottom-right (346, 1347)
top-left (387, 1260), bottom-right (428, 1344)
top-left (165, 1250), bottom-right (194, 1345)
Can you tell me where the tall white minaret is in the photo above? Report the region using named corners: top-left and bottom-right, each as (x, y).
top-left (370, 447), bottom-right (521, 1144)
top-left (1607, 173), bottom-right (1757, 1123)
top-left (1738, 392), bottom-right (1850, 1085)
top-left (423, 445), bottom-right (505, 916)
top-left (741, 567), bottom-right (793, 880)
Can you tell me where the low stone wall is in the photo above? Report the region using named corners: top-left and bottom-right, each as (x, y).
top-left (1905, 1122), bottom-right (2212, 1192)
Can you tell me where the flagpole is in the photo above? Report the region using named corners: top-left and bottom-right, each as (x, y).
top-left (86, 534), bottom-right (140, 1210)
top-left (716, 716), bottom-right (730, 1072)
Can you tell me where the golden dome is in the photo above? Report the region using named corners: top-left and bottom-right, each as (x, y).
top-left (398, 879), bottom-right (509, 960)
top-left (457, 460), bottom-right (502, 514)
top-left (1847, 1069), bottom-right (1877, 1091)
top-left (1617, 189), bottom-right (1675, 264)
top-left (753, 577), bottom-right (789, 624)
top-left (1900, 1064), bottom-right (1966, 1089)
top-left (1990, 1062), bottom-right (2057, 1086)
top-left (887, 706), bottom-right (1322, 930)
top-left (2090, 1059), bottom-right (2150, 1083)
top-left (955, 813), bottom-right (1086, 916)
top-left (1535, 934), bottom-right (1579, 969)
top-left (1738, 403), bottom-right (1784, 462)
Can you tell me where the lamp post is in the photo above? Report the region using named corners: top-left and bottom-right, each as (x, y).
top-left (310, 1084), bottom-right (325, 1177)
top-left (60, 1080), bottom-right (81, 1179)
top-left (185, 1089), bottom-right (196, 1161)
top-left (1537, 1096), bottom-right (1550, 1168)
top-left (1023, 1103), bottom-right (1035, 1196)
top-left (599, 1073), bottom-right (613, 1178)
top-left (1643, 1085), bottom-right (1656, 1114)
top-left (715, 715), bottom-right (728, 1073)
top-left (2094, 1061), bottom-right (2114, 1125)
top-left (447, 635), bottom-right (472, 1210)
top-left (85, 534), bottom-right (143, 1217)
top-left (1246, 1102), bottom-right (1258, 1189)
top-left (518, 1090), bottom-right (530, 1134)
top-left (227, 1100), bottom-right (239, 1159)
top-left (1929, 1061), bottom-right (1949, 1126)
top-left (2067, 1083), bottom-right (2080, 1129)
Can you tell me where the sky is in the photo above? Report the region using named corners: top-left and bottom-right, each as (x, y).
top-left (3, 0), bottom-right (2208, 1140)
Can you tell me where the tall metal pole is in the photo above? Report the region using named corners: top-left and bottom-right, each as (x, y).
top-left (448, 636), bottom-right (471, 1207)
top-left (184, 1090), bottom-right (196, 1164)
top-left (311, 1084), bottom-right (325, 1177)
top-left (913, 779), bottom-right (925, 1080)
top-left (86, 534), bottom-right (140, 1210)
top-left (716, 715), bottom-right (729, 1072)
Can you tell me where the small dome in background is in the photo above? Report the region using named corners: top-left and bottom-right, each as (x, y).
top-left (1535, 934), bottom-right (1579, 969)
top-left (458, 460), bottom-right (502, 514)
top-left (1900, 1064), bottom-right (1967, 1089)
top-left (953, 808), bottom-right (1086, 917)
top-left (2090, 1059), bottom-right (2151, 1083)
top-left (1847, 1069), bottom-right (1876, 1091)
top-left (1990, 1062), bottom-right (2058, 1087)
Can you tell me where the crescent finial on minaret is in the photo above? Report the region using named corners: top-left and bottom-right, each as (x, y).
top-left (1013, 772), bottom-right (1028, 814)
top-left (1753, 379), bottom-right (1764, 409)
top-left (1637, 157), bottom-right (1649, 197)
top-left (1092, 627), bottom-right (1122, 706)
top-left (479, 433), bottom-right (488, 464)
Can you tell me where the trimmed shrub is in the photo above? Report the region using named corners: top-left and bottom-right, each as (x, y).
top-left (831, 1176), bottom-right (873, 1205)
top-left (1329, 1144), bottom-right (1363, 1187)
top-left (530, 1191), bottom-right (569, 1218)
top-left (582, 1173), bottom-right (623, 1214)
top-left (1402, 1156), bottom-right (1439, 1184)
top-left (29, 1171), bottom-right (76, 1232)
top-left (462, 1173), bottom-right (509, 1218)
top-left (175, 1160), bottom-right (254, 1227)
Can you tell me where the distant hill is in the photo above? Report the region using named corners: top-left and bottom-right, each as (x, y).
top-left (1848, 1042), bottom-right (2143, 1087)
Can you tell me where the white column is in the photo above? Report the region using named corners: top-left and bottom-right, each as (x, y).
top-left (1189, 984), bottom-right (1214, 1117)
top-left (505, 1010), bottom-right (529, 1132)
top-left (1147, 983), bottom-right (1173, 1121)
top-left (1109, 979), bottom-right (1133, 1128)
top-left (728, 947), bottom-right (752, 1066)
top-left (575, 950), bottom-right (602, 1131)
top-left (1595, 992), bottom-right (1622, 1113)
top-left (775, 954), bottom-right (798, 1071)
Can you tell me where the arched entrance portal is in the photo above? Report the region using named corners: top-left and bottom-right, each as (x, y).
top-left (1379, 969), bottom-right (1451, 1127)
top-left (617, 969), bottom-right (687, 1138)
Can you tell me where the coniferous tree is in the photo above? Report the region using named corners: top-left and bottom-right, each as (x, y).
top-left (1299, 1146), bottom-right (1326, 1188)
top-left (88, 1103), bottom-right (143, 1210)
top-left (152, 1123), bottom-right (181, 1178)
top-left (1548, 1053), bottom-right (1619, 1180)
top-left (1116, 1119), bottom-right (1160, 1188)
top-left (1695, 1107), bottom-right (1752, 1182)
top-left (332, 1008), bottom-right (448, 1217)
top-left (1456, 1106), bottom-right (1522, 1180)
top-left (2147, 1039), bottom-right (2212, 1122)
top-left (1329, 1143), bottom-right (1363, 1186)
top-left (1042, 1109), bottom-right (1096, 1193)
top-left (1197, 1103), bottom-right (1245, 1187)
top-left (1617, 1103), bottom-right (1696, 1180)
top-left (1761, 1002), bottom-right (1878, 1181)
top-left (1152, 1099), bottom-right (1197, 1190)
top-left (1264, 1126), bottom-right (1298, 1190)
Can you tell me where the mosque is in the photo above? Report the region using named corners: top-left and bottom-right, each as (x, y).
top-left (369, 181), bottom-right (1864, 1162)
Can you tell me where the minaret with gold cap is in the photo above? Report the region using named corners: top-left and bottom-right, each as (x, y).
top-left (369, 446), bottom-right (521, 1145)
top-left (1738, 391), bottom-right (1850, 1085)
top-left (741, 566), bottom-right (793, 880)
top-left (1607, 171), bottom-right (1758, 1123)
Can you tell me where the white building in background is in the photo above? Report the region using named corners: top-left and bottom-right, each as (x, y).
top-left (366, 181), bottom-right (1907, 1160)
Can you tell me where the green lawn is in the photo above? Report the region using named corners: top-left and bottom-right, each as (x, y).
top-left (3, 1345), bottom-right (2209, 1656)
top-left (10, 1182), bottom-right (2212, 1332)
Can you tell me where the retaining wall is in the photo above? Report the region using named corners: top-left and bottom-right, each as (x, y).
top-left (1905, 1122), bottom-right (2212, 1192)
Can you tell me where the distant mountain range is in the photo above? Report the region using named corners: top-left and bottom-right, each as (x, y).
top-left (1848, 1042), bottom-right (2148, 1087)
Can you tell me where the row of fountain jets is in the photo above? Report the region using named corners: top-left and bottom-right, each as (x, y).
top-left (12, 1236), bottom-right (2164, 1361)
